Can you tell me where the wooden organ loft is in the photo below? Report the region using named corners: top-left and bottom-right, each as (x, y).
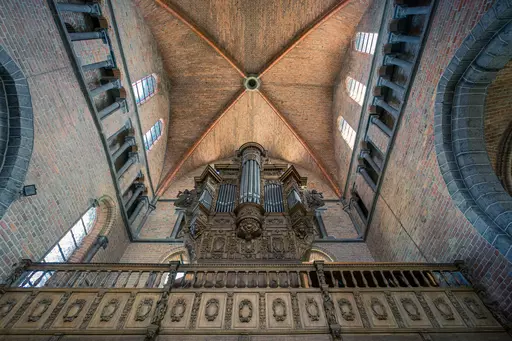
top-left (0, 146), bottom-right (509, 340)
top-left (174, 142), bottom-right (325, 263)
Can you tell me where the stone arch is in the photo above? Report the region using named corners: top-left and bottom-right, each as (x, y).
top-left (68, 195), bottom-right (117, 262)
top-left (434, 1), bottom-right (512, 261)
top-left (304, 247), bottom-right (335, 263)
top-left (159, 246), bottom-right (190, 264)
top-left (0, 45), bottom-right (34, 219)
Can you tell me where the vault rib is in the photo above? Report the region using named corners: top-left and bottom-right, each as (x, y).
top-left (155, 0), bottom-right (246, 78)
top-left (259, 0), bottom-right (351, 78)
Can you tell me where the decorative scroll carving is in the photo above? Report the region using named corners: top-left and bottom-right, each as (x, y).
top-left (28, 298), bottom-right (53, 322)
top-left (305, 297), bottom-right (320, 322)
top-left (42, 293), bottom-right (70, 329)
top-left (384, 292), bottom-right (405, 327)
top-left (151, 292), bottom-right (169, 324)
top-left (170, 298), bottom-right (187, 322)
top-left (338, 298), bottom-right (355, 321)
top-left (205, 298), bottom-right (220, 322)
top-left (259, 293), bottom-right (266, 329)
top-left (463, 297), bottom-right (487, 319)
top-left (117, 293), bottom-right (136, 329)
top-left (290, 293), bottom-right (302, 329)
top-left (446, 290), bottom-right (472, 327)
top-left (0, 299), bottom-right (17, 319)
top-left (135, 298), bottom-right (154, 322)
top-left (272, 298), bottom-right (287, 322)
top-left (224, 293), bottom-right (233, 329)
top-left (63, 299), bottom-right (86, 322)
top-left (101, 298), bottom-right (120, 322)
top-left (353, 292), bottom-right (370, 328)
top-left (400, 298), bottom-right (421, 321)
top-left (80, 292), bottom-right (105, 329)
top-left (5, 291), bottom-right (37, 328)
top-left (239, 299), bottom-right (253, 323)
top-left (433, 297), bottom-right (455, 320)
top-left (174, 189), bottom-right (198, 209)
top-left (322, 291), bottom-right (338, 326)
top-left (304, 189), bottom-right (325, 210)
top-left (189, 293), bottom-right (202, 328)
top-left (3, 259), bottom-right (32, 287)
top-left (370, 297), bottom-right (387, 320)
top-left (414, 292), bottom-right (440, 328)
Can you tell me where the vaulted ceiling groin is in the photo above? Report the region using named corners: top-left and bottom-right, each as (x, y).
top-left (137, 0), bottom-right (372, 197)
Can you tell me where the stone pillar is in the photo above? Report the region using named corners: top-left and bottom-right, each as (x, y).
top-left (170, 209), bottom-right (185, 239)
top-left (82, 56), bottom-right (114, 72)
top-left (390, 33), bottom-right (420, 44)
top-left (357, 166), bottom-right (377, 191)
top-left (125, 183), bottom-right (145, 211)
top-left (69, 29), bottom-right (108, 43)
top-left (98, 99), bottom-right (127, 120)
top-left (83, 236), bottom-right (109, 262)
top-left (384, 55), bottom-right (413, 71)
top-left (395, 5), bottom-right (430, 18)
top-left (370, 115), bottom-right (392, 137)
top-left (129, 197), bottom-right (147, 225)
top-left (373, 97), bottom-right (399, 119)
top-left (90, 79), bottom-right (121, 97)
top-left (111, 136), bottom-right (135, 161)
top-left (117, 152), bottom-right (139, 179)
top-left (314, 208), bottom-right (328, 239)
top-left (360, 150), bottom-right (381, 174)
top-left (56, 2), bottom-right (101, 16)
top-left (107, 120), bottom-right (132, 144)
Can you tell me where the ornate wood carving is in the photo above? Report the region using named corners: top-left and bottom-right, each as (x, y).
top-left (463, 297), bottom-right (487, 319)
top-left (305, 297), bottom-right (320, 322)
top-left (414, 292), bottom-right (440, 328)
top-left (0, 299), bottom-right (16, 319)
top-left (80, 292), bottom-right (105, 329)
top-left (400, 298), bottom-right (421, 321)
top-left (370, 297), bottom-right (387, 321)
top-left (170, 298), bottom-right (187, 322)
top-left (272, 298), bottom-right (287, 322)
top-left (30, 298), bottom-right (53, 322)
top-left (337, 298), bottom-right (355, 321)
top-left (117, 292), bottom-right (136, 329)
top-left (384, 292), bottom-right (405, 327)
top-left (224, 293), bottom-right (233, 329)
top-left (135, 298), bottom-right (154, 322)
top-left (5, 291), bottom-right (37, 328)
top-left (101, 298), bottom-right (120, 322)
top-left (353, 292), bottom-right (370, 328)
top-left (446, 290), bottom-right (473, 327)
top-left (63, 299), bottom-right (86, 322)
top-left (238, 299), bottom-right (253, 323)
top-left (189, 293), bottom-right (202, 328)
top-left (205, 298), bottom-right (220, 321)
top-left (290, 292), bottom-right (302, 329)
top-left (259, 293), bottom-right (266, 329)
top-left (433, 297), bottom-right (455, 321)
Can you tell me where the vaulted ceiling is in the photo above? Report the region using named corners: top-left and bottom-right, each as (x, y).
top-left (135, 0), bottom-right (371, 197)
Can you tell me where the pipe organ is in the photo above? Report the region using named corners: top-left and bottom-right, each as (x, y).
top-left (174, 142), bottom-right (324, 262)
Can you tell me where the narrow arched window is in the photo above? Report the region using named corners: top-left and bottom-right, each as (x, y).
top-left (132, 74), bottom-right (157, 105)
top-left (346, 76), bottom-right (366, 106)
top-left (338, 117), bottom-right (356, 150)
top-left (43, 206), bottom-right (97, 264)
top-left (143, 119), bottom-right (164, 151)
top-left (354, 32), bottom-right (378, 54)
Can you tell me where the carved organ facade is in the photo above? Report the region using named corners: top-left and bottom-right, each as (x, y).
top-left (174, 143), bottom-right (324, 263)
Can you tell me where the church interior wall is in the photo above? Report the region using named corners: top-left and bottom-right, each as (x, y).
top-left (365, 0), bottom-right (512, 320)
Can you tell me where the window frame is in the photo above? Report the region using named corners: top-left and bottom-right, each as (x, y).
top-left (132, 74), bottom-right (158, 105)
top-left (144, 119), bottom-right (164, 151)
top-left (346, 76), bottom-right (367, 106)
top-left (338, 117), bottom-right (356, 150)
top-left (354, 32), bottom-right (378, 55)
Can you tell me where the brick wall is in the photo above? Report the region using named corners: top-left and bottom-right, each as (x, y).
top-left (484, 61), bottom-right (512, 177)
top-left (366, 0), bottom-right (512, 319)
top-left (311, 242), bottom-right (374, 262)
top-left (320, 202), bottom-right (359, 239)
top-left (332, 0), bottom-right (386, 195)
top-left (0, 1), bottom-right (129, 280)
top-left (121, 243), bottom-right (185, 263)
top-left (110, 0), bottom-right (171, 188)
top-left (138, 201), bottom-right (180, 239)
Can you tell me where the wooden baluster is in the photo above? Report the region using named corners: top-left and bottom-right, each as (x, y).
top-left (154, 271), bottom-right (163, 288)
top-left (144, 271), bottom-right (154, 288)
top-left (348, 271), bottom-right (357, 288)
top-left (19, 271), bottom-right (35, 287)
top-left (110, 271), bottom-right (122, 287)
top-left (76, 271), bottom-right (89, 287)
top-left (378, 271), bottom-right (390, 287)
top-left (67, 270), bottom-right (81, 288)
top-left (32, 271), bottom-right (47, 287)
top-left (122, 271), bottom-right (132, 288)
top-left (417, 271), bottom-right (430, 287)
top-left (359, 271), bottom-right (369, 287)
top-left (133, 271), bottom-right (142, 288)
top-left (399, 271), bottom-right (412, 287)
top-left (100, 270), bottom-right (111, 288)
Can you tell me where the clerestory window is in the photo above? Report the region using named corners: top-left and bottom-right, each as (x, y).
top-left (346, 76), bottom-right (366, 106)
top-left (354, 32), bottom-right (378, 54)
top-left (143, 119), bottom-right (164, 151)
top-left (132, 74), bottom-right (157, 105)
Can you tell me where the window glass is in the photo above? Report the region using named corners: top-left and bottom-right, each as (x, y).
top-left (71, 221), bottom-right (86, 246)
top-left (44, 245), bottom-right (64, 263)
top-left (354, 32), bottom-right (378, 54)
top-left (346, 77), bottom-right (366, 106)
top-left (144, 120), bottom-right (164, 151)
top-left (132, 75), bottom-right (157, 105)
top-left (339, 117), bottom-right (356, 150)
top-left (82, 206), bottom-right (96, 233)
top-left (59, 231), bottom-right (75, 260)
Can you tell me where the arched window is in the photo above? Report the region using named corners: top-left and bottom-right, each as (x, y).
top-left (43, 206), bottom-right (97, 263)
top-left (354, 32), bottom-right (378, 54)
top-left (143, 119), bottom-right (164, 151)
top-left (132, 74), bottom-right (157, 105)
top-left (338, 117), bottom-right (356, 150)
top-left (304, 249), bottom-right (334, 263)
top-left (346, 76), bottom-right (366, 106)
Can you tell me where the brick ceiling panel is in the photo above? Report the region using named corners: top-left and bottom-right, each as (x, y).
top-left (161, 0), bottom-right (340, 74)
top-left (136, 0), bottom-right (242, 178)
top-left (169, 92), bottom-right (335, 191)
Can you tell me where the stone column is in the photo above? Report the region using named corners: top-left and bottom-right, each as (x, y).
top-left (129, 197), bottom-right (147, 225)
top-left (90, 79), bottom-right (121, 97)
top-left (83, 236), bottom-right (109, 262)
top-left (82, 56), bottom-right (114, 72)
top-left (395, 5), bottom-right (430, 18)
top-left (56, 2), bottom-right (101, 16)
top-left (107, 120), bottom-right (132, 144)
top-left (111, 136), bottom-right (135, 161)
top-left (117, 152), bottom-right (139, 179)
top-left (125, 183), bottom-right (145, 211)
top-left (314, 208), bottom-right (328, 239)
top-left (69, 28), bottom-right (108, 43)
top-left (98, 99), bottom-right (127, 120)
